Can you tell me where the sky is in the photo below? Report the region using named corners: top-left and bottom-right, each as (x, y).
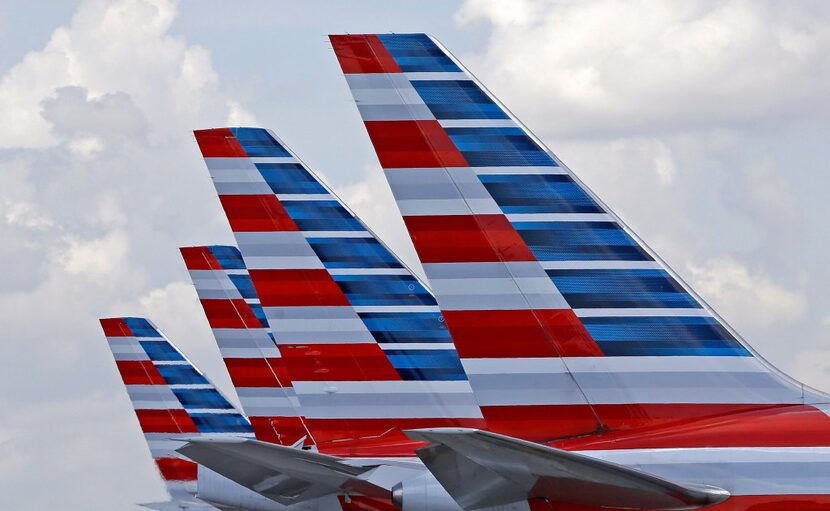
top-left (1, 0), bottom-right (829, 509)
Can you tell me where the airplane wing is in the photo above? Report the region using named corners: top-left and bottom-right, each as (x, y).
top-left (406, 428), bottom-right (729, 510)
top-left (177, 437), bottom-right (412, 505)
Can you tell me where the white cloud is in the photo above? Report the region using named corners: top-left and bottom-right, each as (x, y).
top-left (61, 229), bottom-right (130, 276)
top-left (0, 0), bottom-right (255, 508)
top-left (456, 0), bottom-right (830, 137)
top-left (687, 256), bottom-right (807, 328)
top-left (0, 0), bottom-right (254, 149)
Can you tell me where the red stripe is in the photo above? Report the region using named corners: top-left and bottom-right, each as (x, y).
top-left (482, 405), bottom-right (601, 441)
top-left (404, 214), bottom-right (536, 263)
top-left (482, 404), bottom-right (788, 444)
top-left (180, 246), bottom-right (221, 270)
top-left (224, 358), bottom-right (290, 388)
top-left (100, 318), bottom-right (132, 337)
top-left (280, 343), bottom-right (401, 381)
top-left (248, 269), bottom-right (350, 307)
top-left (250, 416), bottom-right (309, 446)
top-left (155, 457), bottom-right (197, 481)
top-left (535, 309), bottom-right (604, 357)
top-left (309, 417), bottom-right (488, 457)
top-left (529, 494), bottom-right (830, 511)
top-left (135, 409), bottom-right (198, 434)
top-left (554, 404), bottom-right (830, 450)
top-left (329, 35), bottom-right (401, 74)
top-left (115, 360), bottom-right (165, 385)
top-left (443, 309), bottom-right (602, 358)
top-left (200, 299), bottom-right (263, 329)
top-left (193, 128), bottom-right (247, 157)
top-left (364, 120), bottom-right (468, 168)
top-left (218, 194), bottom-right (299, 233)
top-left (593, 403), bottom-right (779, 431)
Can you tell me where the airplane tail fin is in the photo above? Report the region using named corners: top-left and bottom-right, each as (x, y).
top-left (180, 244), bottom-right (312, 447)
top-left (191, 127), bottom-right (484, 455)
top-left (99, 317), bottom-right (253, 501)
top-left (329, 33), bottom-right (826, 441)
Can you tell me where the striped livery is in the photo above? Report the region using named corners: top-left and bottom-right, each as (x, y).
top-left (329, 33), bottom-right (826, 441)
top-left (191, 127), bottom-right (485, 455)
top-left (180, 245), bottom-right (309, 447)
top-left (99, 317), bottom-right (253, 502)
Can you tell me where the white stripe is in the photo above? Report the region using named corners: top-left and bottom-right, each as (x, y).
top-left (462, 357), bottom-right (566, 375)
top-left (294, 380), bottom-right (475, 394)
top-left (462, 356), bottom-right (769, 374)
top-left (584, 447), bottom-right (830, 463)
top-left (575, 308), bottom-right (710, 317)
top-left (240, 255), bottom-right (325, 270)
top-left (395, 197), bottom-right (502, 216)
top-left (352, 305), bottom-right (441, 313)
top-left (293, 380), bottom-right (482, 419)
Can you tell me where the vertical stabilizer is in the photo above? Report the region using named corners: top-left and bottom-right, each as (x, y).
top-left (99, 317), bottom-right (253, 503)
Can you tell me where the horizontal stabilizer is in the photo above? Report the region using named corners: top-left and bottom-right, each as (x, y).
top-left (177, 437), bottom-right (391, 505)
top-left (405, 428), bottom-right (729, 510)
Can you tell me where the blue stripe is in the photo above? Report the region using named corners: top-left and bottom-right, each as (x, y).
top-left (581, 316), bottom-right (749, 356)
top-left (513, 221), bottom-right (652, 261)
top-left (479, 174), bottom-right (603, 214)
top-left (547, 269), bottom-right (702, 309)
top-left (359, 312), bottom-right (453, 344)
top-left (378, 34), bottom-right (461, 73)
top-left (189, 413), bottom-right (253, 433)
top-left (256, 163), bottom-right (327, 195)
top-left (386, 349), bottom-right (467, 381)
top-left (230, 128), bottom-right (290, 158)
top-left (599, 345), bottom-right (751, 356)
top-left (208, 245), bottom-right (246, 270)
top-left (156, 365), bottom-right (209, 385)
top-left (228, 274), bottom-right (258, 299)
top-left (411, 80), bottom-right (509, 120)
top-left (172, 388), bottom-right (234, 410)
top-left (333, 274), bottom-right (436, 306)
top-left (282, 201), bottom-right (363, 231)
top-left (248, 303), bottom-right (269, 328)
top-left (307, 237), bottom-right (403, 269)
top-left (124, 317), bottom-right (161, 337)
top-left (445, 127), bottom-right (557, 167)
top-left (139, 340), bottom-right (184, 361)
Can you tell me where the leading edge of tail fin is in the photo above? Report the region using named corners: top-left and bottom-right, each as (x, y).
top-left (99, 317), bottom-right (253, 502)
top-left (191, 128), bottom-right (485, 454)
top-left (329, 33), bottom-right (825, 439)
